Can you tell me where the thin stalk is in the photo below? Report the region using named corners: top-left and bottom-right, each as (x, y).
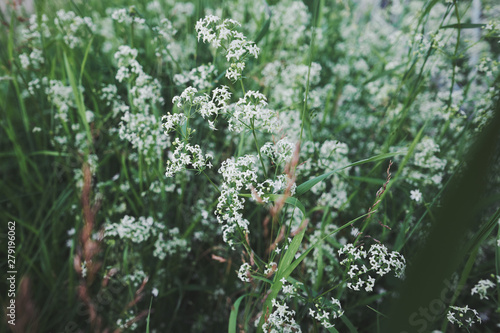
top-left (251, 122), bottom-right (268, 179)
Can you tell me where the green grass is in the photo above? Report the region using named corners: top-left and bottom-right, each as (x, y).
top-left (1, 0), bottom-right (499, 332)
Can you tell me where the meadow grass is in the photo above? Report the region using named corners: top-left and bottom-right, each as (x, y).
top-left (0, 0), bottom-right (499, 332)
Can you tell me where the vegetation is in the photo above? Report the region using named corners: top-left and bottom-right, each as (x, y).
top-left (0, 0), bottom-right (499, 332)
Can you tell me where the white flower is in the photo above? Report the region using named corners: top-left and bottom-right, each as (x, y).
top-left (237, 262), bottom-right (252, 282)
top-left (471, 279), bottom-right (495, 300)
top-left (195, 15), bottom-right (260, 81)
top-left (410, 189), bottom-right (422, 202)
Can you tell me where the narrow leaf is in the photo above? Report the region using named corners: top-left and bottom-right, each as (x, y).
top-left (296, 152), bottom-right (405, 196)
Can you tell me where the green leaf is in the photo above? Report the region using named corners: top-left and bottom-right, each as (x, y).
top-left (284, 196), bottom-right (306, 217)
top-left (278, 212), bottom-right (370, 282)
top-left (146, 297), bottom-right (153, 333)
top-left (254, 14), bottom-right (271, 45)
top-left (340, 314), bottom-right (359, 333)
top-left (63, 52), bottom-right (92, 145)
top-left (440, 23), bottom-right (485, 29)
top-left (259, 217), bottom-right (308, 330)
top-left (296, 152), bottom-right (405, 196)
top-left (229, 294), bottom-right (250, 333)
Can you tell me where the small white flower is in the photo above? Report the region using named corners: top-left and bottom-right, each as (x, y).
top-left (410, 189), bottom-right (422, 202)
top-left (471, 279), bottom-right (495, 300)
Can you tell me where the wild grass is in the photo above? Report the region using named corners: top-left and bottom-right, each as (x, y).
top-left (0, 0), bottom-right (499, 332)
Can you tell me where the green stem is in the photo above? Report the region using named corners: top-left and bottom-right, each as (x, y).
top-left (202, 170), bottom-right (220, 193)
top-left (252, 123), bottom-right (268, 179)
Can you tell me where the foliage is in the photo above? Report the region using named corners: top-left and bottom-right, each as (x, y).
top-left (0, 0), bottom-right (499, 332)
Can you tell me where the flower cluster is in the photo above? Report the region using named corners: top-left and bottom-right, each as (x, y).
top-left (408, 137), bottom-right (447, 187)
top-left (111, 8), bottom-right (146, 26)
top-left (104, 216), bottom-right (188, 260)
top-left (173, 63), bottom-right (217, 90)
top-left (338, 243), bottom-right (406, 291)
top-left (308, 297), bottom-right (344, 329)
top-left (195, 15), bottom-right (260, 81)
top-left (20, 14), bottom-right (51, 42)
top-left (269, 1), bottom-right (310, 49)
top-left (19, 48), bottom-right (44, 70)
top-left (54, 10), bottom-right (96, 49)
top-left (300, 140), bottom-right (351, 209)
top-left (261, 299), bottom-right (302, 333)
top-left (447, 305), bottom-right (482, 328)
top-left (45, 79), bottom-right (77, 116)
top-left (471, 278), bottom-right (496, 300)
top-left (237, 262), bottom-right (252, 282)
top-left (153, 227), bottom-right (189, 260)
top-left (165, 85), bottom-right (231, 134)
top-left (114, 45), bottom-right (164, 112)
top-left (262, 61), bottom-right (322, 108)
top-left (227, 90), bottom-right (280, 133)
top-left (260, 138), bottom-right (295, 168)
top-left (165, 138), bottom-right (213, 178)
top-left (118, 111), bottom-right (169, 165)
top-left (104, 215), bottom-right (161, 243)
top-left (216, 155), bottom-right (258, 246)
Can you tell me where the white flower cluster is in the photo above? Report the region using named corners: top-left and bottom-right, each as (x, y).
top-left (165, 86), bottom-right (231, 134)
top-left (308, 297), bottom-right (344, 329)
top-left (19, 48), bottom-right (44, 70)
top-left (301, 140), bottom-right (350, 209)
top-left (471, 278), bottom-right (496, 300)
top-left (54, 10), bottom-right (96, 49)
top-left (216, 155), bottom-right (258, 246)
top-left (162, 112), bottom-right (187, 134)
top-left (215, 148), bottom-right (297, 246)
top-left (252, 175), bottom-right (296, 202)
top-left (280, 278), bottom-right (297, 295)
top-left (26, 77), bottom-right (43, 96)
top-left (45, 79), bottom-right (77, 115)
top-left (152, 17), bottom-right (176, 42)
top-left (114, 46), bottom-right (164, 113)
top-left (237, 262), bottom-right (252, 282)
top-left (100, 84), bottom-right (130, 117)
top-left (151, 17), bottom-right (186, 65)
top-left (260, 138), bottom-right (295, 168)
top-left (153, 227), bottom-right (189, 260)
top-left (338, 243), bottom-right (406, 291)
top-left (447, 305), bottom-right (481, 328)
top-left (118, 111), bottom-right (169, 165)
top-left (20, 14), bottom-right (51, 42)
top-left (173, 63), bottom-right (217, 90)
top-left (227, 90), bottom-right (280, 133)
top-left (104, 216), bottom-right (188, 260)
top-left (262, 61), bottom-right (322, 108)
top-left (261, 299), bottom-right (302, 333)
top-left (270, 1), bottom-right (310, 49)
top-left (104, 215), bottom-right (161, 243)
top-left (116, 310), bottom-right (139, 331)
top-left (195, 15), bottom-right (260, 81)
top-left (111, 8), bottom-right (146, 26)
top-left (165, 138), bottom-right (213, 178)
top-left (408, 137), bottom-right (447, 186)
